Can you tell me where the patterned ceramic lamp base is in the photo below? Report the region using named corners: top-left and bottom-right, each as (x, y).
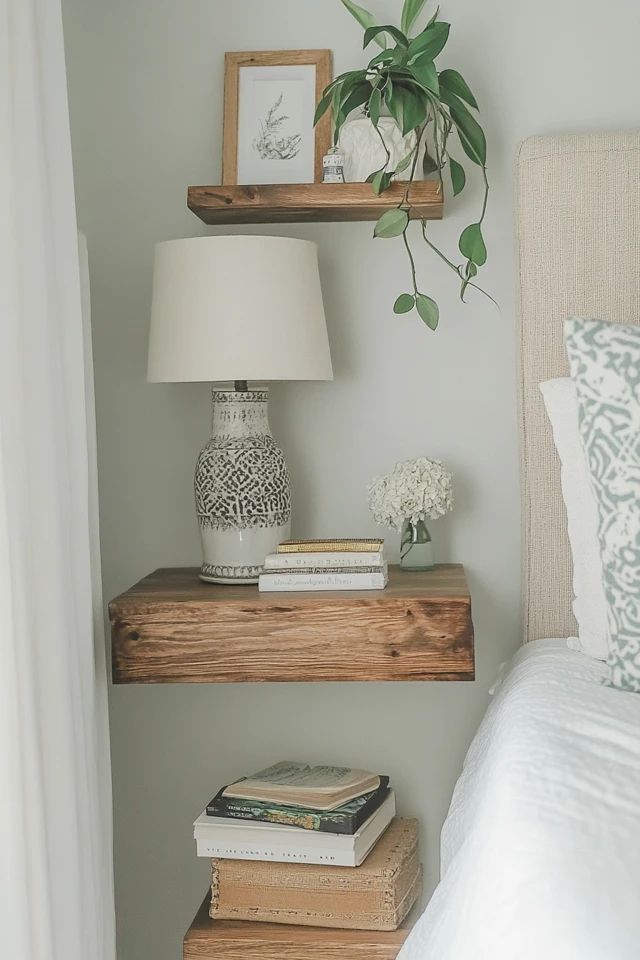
top-left (195, 389), bottom-right (291, 584)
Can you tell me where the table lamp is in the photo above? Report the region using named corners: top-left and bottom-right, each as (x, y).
top-left (147, 235), bottom-right (333, 584)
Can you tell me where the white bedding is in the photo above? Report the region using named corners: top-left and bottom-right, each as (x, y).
top-left (399, 640), bottom-right (640, 960)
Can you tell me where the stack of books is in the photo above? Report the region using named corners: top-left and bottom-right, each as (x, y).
top-left (193, 760), bottom-right (421, 930)
top-left (258, 539), bottom-right (387, 592)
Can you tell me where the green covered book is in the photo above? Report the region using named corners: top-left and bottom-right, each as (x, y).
top-left (206, 780), bottom-right (390, 835)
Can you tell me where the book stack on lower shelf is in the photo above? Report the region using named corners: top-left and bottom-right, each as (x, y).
top-left (258, 539), bottom-right (388, 592)
top-left (193, 761), bottom-right (421, 931)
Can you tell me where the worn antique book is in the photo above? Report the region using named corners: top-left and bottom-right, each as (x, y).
top-left (208, 817), bottom-right (421, 931)
top-left (222, 761), bottom-right (382, 810)
top-left (207, 782), bottom-right (391, 833)
top-left (277, 538), bottom-right (384, 554)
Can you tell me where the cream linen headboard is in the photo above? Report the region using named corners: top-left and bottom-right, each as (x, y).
top-left (517, 132), bottom-right (640, 643)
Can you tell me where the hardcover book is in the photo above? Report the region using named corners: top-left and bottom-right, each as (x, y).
top-left (258, 569), bottom-right (388, 592)
top-left (208, 817), bottom-right (421, 930)
top-left (194, 792), bottom-right (396, 867)
top-left (264, 550), bottom-right (384, 570)
top-left (277, 538), bottom-right (384, 554)
top-left (206, 782), bottom-right (391, 834)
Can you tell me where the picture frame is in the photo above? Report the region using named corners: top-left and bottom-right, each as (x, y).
top-left (222, 50), bottom-right (332, 186)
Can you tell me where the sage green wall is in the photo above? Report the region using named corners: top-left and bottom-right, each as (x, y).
top-left (61, 1), bottom-right (640, 957)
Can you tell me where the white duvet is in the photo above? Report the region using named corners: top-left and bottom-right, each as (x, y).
top-left (399, 640), bottom-right (640, 960)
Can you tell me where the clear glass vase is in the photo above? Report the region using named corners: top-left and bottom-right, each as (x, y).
top-left (400, 519), bottom-right (434, 571)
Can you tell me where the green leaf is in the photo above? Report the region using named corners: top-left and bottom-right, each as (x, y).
top-left (367, 49), bottom-right (397, 69)
top-left (374, 208), bottom-right (409, 238)
top-left (394, 293), bottom-right (416, 314)
top-left (409, 54), bottom-right (439, 95)
top-left (387, 83), bottom-right (427, 136)
top-left (369, 87), bottom-right (382, 125)
top-left (401, 0), bottom-right (429, 35)
top-left (459, 222), bottom-right (487, 266)
top-left (339, 0), bottom-right (386, 47)
top-left (371, 169), bottom-right (393, 194)
top-left (423, 147), bottom-right (439, 175)
top-left (407, 21), bottom-right (450, 63)
top-left (395, 148), bottom-right (416, 175)
top-left (334, 82), bottom-right (372, 141)
top-left (364, 25), bottom-right (409, 49)
top-left (440, 88), bottom-right (487, 165)
top-left (439, 69), bottom-right (479, 110)
top-left (314, 90), bottom-right (332, 126)
top-left (449, 156), bottom-right (466, 195)
top-left (416, 293), bottom-right (439, 329)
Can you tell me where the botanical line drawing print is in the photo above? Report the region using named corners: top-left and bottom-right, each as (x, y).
top-left (253, 94), bottom-right (302, 160)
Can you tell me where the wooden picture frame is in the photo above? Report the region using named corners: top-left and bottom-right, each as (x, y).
top-left (222, 50), bottom-right (332, 186)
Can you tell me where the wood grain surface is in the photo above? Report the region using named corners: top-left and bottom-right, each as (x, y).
top-left (188, 181), bottom-right (444, 225)
top-left (109, 565), bottom-right (474, 684)
top-left (184, 895), bottom-right (414, 960)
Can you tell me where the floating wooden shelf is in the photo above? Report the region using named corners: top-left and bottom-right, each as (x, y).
top-left (109, 564), bottom-right (474, 684)
top-left (184, 895), bottom-right (415, 960)
top-left (187, 181), bottom-right (443, 225)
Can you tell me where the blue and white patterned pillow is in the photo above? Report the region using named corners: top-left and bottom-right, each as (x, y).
top-left (564, 317), bottom-right (640, 692)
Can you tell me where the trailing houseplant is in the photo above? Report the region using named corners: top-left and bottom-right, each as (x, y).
top-left (315, 0), bottom-right (491, 330)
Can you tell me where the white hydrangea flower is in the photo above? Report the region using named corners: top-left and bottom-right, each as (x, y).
top-left (367, 457), bottom-right (454, 531)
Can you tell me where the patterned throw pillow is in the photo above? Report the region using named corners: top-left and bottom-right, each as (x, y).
top-left (564, 318), bottom-right (640, 692)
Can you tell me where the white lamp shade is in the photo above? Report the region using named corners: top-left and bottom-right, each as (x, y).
top-left (147, 236), bottom-right (333, 383)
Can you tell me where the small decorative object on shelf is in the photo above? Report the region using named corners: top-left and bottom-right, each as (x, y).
top-left (322, 146), bottom-right (346, 183)
top-left (338, 116), bottom-right (416, 184)
top-left (222, 50), bottom-right (332, 185)
top-left (367, 457), bottom-right (454, 572)
top-left (147, 236), bottom-right (333, 584)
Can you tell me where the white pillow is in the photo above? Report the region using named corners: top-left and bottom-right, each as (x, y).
top-left (539, 378), bottom-right (609, 659)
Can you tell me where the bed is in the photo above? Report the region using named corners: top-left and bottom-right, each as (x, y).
top-left (399, 134), bottom-right (640, 959)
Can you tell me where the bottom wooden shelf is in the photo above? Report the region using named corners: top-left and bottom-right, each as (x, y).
top-left (183, 895), bottom-right (415, 960)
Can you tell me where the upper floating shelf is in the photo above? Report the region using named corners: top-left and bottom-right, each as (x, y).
top-left (187, 181), bottom-right (443, 225)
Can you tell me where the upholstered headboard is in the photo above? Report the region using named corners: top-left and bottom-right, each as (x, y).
top-left (517, 133), bottom-right (640, 642)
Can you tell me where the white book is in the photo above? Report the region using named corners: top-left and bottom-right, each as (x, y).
top-left (264, 551), bottom-right (385, 570)
top-left (259, 567), bottom-right (388, 593)
top-left (194, 791), bottom-right (396, 867)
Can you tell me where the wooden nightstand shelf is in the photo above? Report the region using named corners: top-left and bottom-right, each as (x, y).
top-left (109, 564), bottom-right (474, 683)
top-left (187, 181), bottom-right (443, 225)
top-left (184, 895), bottom-right (416, 960)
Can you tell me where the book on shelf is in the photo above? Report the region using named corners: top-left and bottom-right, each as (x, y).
top-left (222, 761), bottom-right (382, 810)
top-left (194, 790), bottom-right (396, 867)
top-left (264, 549), bottom-right (384, 570)
top-left (259, 566), bottom-right (388, 593)
top-left (277, 538), bottom-right (384, 554)
top-left (206, 781), bottom-right (391, 834)
top-left (208, 817), bottom-right (421, 931)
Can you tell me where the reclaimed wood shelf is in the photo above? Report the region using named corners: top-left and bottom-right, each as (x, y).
top-left (184, 895), bottom-right (415, 960)
top-left (109, 564), bottom-right (474, 684)
top-left (187, 181), bottom-right (443, 225)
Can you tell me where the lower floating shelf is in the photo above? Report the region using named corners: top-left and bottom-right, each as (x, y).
top-left (187, 181), bottom-right (443, 225)
top-left (109, 564), bottom-right (474, 684)
top-left (183, 895), bottom-right (415, 960)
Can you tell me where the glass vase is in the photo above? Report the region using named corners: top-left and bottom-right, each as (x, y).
top-left (400, 519), bottom-right (434, 571)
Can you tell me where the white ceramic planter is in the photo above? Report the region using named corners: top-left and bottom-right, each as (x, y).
top-left (338, 116), bottom-right (418, 183)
